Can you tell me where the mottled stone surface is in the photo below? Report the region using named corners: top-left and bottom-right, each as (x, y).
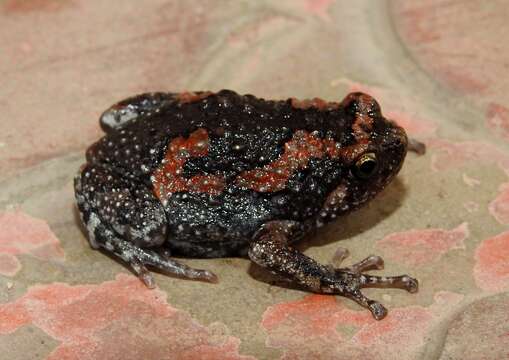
top-left (439, 293), bottom-right (509, 360)
top-left (1, 0), bottom-right (509, 358)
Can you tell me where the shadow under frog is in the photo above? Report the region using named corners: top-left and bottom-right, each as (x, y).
top-left (74, 90), bottom-right (419, 320)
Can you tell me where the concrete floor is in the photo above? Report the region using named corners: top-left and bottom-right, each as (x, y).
top-left (1, 0), bottom-right (509, 359)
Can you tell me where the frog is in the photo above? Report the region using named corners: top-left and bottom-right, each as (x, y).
top-left (74, 89), bottom-right (419, 320)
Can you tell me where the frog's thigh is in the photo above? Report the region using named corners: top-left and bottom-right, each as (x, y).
top-left (99, 92), bottom-right (176, 132)
top-left (75, 164), bottom-right (217, 286)
top-left (75, 163), bottom-right (167, 249)
top-left (82, 209), bottom-right (216, 287)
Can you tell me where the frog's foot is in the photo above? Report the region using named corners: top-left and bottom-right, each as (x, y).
top-left (99, 92), bottom-right (176, 133)
top-left (114, 239), bottom-right (218, 288)
top-left (330, 251), bottom-right (418, 319)
top-left (408, 138), bottom-right (426, 155)
top-left (332, 265), bottom-right (418, 320)
top-left (249, 221), bottom-right (418, 320)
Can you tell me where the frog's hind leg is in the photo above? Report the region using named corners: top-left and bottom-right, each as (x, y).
top-left (74, 163), bottom-right (217, 287)
top-left (99, 92), bottom-right (176, 133)
top-left (96, 224), bottom-right (217, 288)
top-left (249, 221), bottom-right (418, 320)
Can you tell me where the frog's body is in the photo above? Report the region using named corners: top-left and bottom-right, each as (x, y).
top-left (75, 90), bottom-right (417, 320)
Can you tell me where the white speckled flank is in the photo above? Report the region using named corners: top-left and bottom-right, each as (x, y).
top-left (86, 212), bottom-right (101, 249)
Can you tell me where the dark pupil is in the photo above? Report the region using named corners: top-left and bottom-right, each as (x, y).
top-left (359, 159), bottom-right (376, 175)
top-left (354, 153), bottom-right (378, 179)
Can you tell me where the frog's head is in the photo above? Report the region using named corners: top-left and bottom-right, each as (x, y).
top-left (321, 92), bottom-right (408, 219)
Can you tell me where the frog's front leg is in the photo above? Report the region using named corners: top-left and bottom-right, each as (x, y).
top-left (99, 92), bottom-right (176, 133)
top-left (75, 164), bottom-right (217, 287)
top-left (248, 221), bottom-right (418, 320)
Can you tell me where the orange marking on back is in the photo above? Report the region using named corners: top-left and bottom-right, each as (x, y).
top-left (152, 128), bottom-right (225, 201)
top-left (176, 91), bottom-right (213, 104)
top-left (290, 97), bottom-right (340, 111)
top-left (342, 93), bottom-right (376, 141)
top-left (237, 130), bottom-right (349, 192)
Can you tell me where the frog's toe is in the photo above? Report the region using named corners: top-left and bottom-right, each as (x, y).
top-left (358, 273), bottom-right (419, 293)
top-left (408, 138), bottom-right (426, 155)
top-left (130, 258), bottom-right (156, 288)
top-left (134, 246), bottom-right (218, 284)
top-left (347, 288), bottom-right (388, 320)
top-left (155, 249), bottom-right (217, 284)
top-left (189, 269), bottom-right (218, 284)
top-left (330, 247), bottom-right (350, 267)
top-left (368, 301), bottom-right (388, 320)
top-left (404, 276), bottom-right (419, 293)
top-left (349, 254), bottom-right (384, 273)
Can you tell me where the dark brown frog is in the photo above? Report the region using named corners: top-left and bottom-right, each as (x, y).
top-left (75, 90), bottom-right (418, 320)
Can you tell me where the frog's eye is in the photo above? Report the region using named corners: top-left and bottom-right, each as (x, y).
top-left (354, 153), bottom-right (378, 179)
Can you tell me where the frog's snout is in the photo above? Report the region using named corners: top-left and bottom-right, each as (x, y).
top-left (383, 123), bottom-right (408, 160)
top-left (395, 125), bottom-right (408, 151)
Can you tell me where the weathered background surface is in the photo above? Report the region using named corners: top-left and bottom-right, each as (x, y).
top-left (1, 1), bottom-right (509, 359)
